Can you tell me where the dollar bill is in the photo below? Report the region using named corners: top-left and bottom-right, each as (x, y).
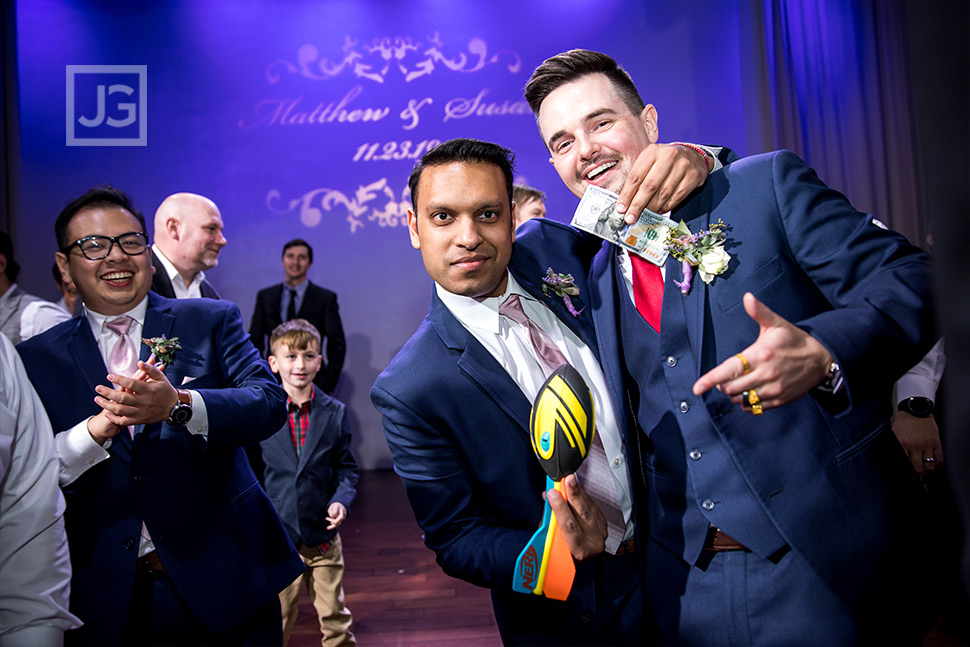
top-left (570, 185), bottom-right (676, 265)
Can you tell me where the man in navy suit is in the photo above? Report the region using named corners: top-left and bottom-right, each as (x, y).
top-left (525, 49), bottom-right (938, 644)
top-left (17, 185), bottom-right (304, 646)
top-left (250, 239), bottom-right (346, 393)
top-left (370, 138), bottom-right (710, 645)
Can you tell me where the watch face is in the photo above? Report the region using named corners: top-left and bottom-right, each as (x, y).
top-left (170, 404), bottom-right (192, 425)
top-left (900, 397), bottom-right (934, 418)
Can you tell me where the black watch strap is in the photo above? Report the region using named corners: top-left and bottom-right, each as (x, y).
top-left (897, 397), bottom-right (934, 418)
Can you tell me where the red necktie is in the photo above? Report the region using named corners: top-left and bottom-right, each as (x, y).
top-left (630, 255), bottom-right (663, 333)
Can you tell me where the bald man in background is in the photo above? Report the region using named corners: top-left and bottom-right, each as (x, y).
top-left (151, 193), bottom-right (227, 299)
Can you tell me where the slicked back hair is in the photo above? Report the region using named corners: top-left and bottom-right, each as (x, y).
top-left (408, 138), bottom-right (515, 210)
top-left (525, 49), bottom-right (645, 118)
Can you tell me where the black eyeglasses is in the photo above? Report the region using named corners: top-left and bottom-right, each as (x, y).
top-left (62, 232), bottom-right (150, 260)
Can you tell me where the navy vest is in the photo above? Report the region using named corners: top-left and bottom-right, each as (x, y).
top-left (614, 256), bottom-right (785, 564)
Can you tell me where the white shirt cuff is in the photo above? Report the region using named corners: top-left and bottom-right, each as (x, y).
top-left (55, 420), bottom-right (111, 487)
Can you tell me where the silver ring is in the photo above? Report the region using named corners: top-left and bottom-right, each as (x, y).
top-left (922, 457), bottom-right (936, 464)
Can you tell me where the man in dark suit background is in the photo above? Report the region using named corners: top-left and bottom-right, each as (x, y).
top-left (150, 192), bottom-right (226, 299)
top-left (526, 49), bottom-right (938, 644)
top-left (17, 185), bottom-right (303, 646)
top-left (250, 239), bottom-right (346, 393)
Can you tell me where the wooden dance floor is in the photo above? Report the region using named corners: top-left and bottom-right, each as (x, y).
top-left (287, 468), bottom-right (502, 647)
top-left (285, 469), bottom-right (964, 647)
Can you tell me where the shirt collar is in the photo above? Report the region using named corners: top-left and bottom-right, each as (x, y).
top-left (435, 272), bottom-right (535, 335)
top-left (84, 295), bottom-right (150, 334)
top-left (287, 388), bottom-right (315, 411)
top-left (285, 280), bottom-right (309, 298)
top-left (153, 245), bottom-right (206, 287)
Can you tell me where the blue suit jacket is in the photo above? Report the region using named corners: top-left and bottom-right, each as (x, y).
top-left (370, 223), bottom-right (643, 645)
top-left (587, 151), bottom-right (936, 619)
top-left (260, 384), bottom-right (359, 547)
top-left (17, 293), bottom-right (304, 645)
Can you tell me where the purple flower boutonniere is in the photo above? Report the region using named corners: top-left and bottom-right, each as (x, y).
top-left (664, 219), bottom-right (732, 294)
top-left (541, 268), bottom-right (583, 316)
top-left (142, 335), bottom-right (182, 367)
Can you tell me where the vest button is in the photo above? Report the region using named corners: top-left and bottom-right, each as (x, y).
top-left (666, 356), bottom-right (677, 367)
top-left (702, 499), bottom-right (715, 511)
top-left (679, 401), bottom-right (690, 413)
top-left (689, 449), bottom-right (702, 460)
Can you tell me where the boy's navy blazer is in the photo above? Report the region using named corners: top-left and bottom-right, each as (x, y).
top-left (260, 384), bottom-right (359, 548)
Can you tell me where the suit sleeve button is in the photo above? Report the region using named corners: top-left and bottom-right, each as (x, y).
top-left (134, 475), bottom-right (145, 484)
top-left (124, 538), bottom-right (136, 550)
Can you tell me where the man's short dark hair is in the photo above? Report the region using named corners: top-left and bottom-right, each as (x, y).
top-left (408, 138), bottom-right (515, 209)
top-left (55, 185), bottom-right (146, 250)
top-left (0, 230), bottom-right (19, 283)
top-left (282, 238), bottom-right (313, 263)
top-left (512, 184), bottom-right (546, 206)
top-left (524, 49), bottom-right (646, 118)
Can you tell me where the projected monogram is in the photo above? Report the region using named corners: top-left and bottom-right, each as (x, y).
top-left (267, 34), bottom-right (521, 84)
top-left (267, 180), bottom-right (410, 233)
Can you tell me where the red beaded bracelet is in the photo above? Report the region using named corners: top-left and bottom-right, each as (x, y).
top-left (672, 142), bottom-right (712, 173)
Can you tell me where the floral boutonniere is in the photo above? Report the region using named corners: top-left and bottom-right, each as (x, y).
top-left (664, 219), bottom-right (732, 294)
top-left (142, 335), bottom-right (182, 367)
top-left (541, 268), bottom-right (583, 316)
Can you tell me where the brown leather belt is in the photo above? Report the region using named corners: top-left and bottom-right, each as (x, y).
top-left (703, 527), bottom-right (750, 552)
top-left (615, 538), bottom-right (635, 556)
top-left (135, 551), bottom-right (165, 572)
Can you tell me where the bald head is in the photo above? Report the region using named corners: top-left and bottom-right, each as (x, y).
top-left (153, 193), bottom-right (227, 281)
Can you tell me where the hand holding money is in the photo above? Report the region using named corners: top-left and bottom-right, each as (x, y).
top-left (571, 184), bottom-right (675, 266)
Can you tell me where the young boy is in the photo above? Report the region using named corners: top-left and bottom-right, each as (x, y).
top-left (261, 319), bottom-right (359, 646)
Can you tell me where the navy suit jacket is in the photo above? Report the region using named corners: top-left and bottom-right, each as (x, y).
top-left (260, 385), bottom-right (359, 548)
top-left (371, 222), bottom-right (643, 645)
top-left (587, 151), bottom-right (936, 619)
top-left (150, 248), bottom-right (221, 299)
top-left (17, 293), bottom-right (304, 645)
top-left (250, 282), bottom-right (346, 392)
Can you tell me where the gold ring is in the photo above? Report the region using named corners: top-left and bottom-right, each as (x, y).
top-left (735, 353), bottom-right (751, 375)
top-left (746, 388), bottom-right (763, 415)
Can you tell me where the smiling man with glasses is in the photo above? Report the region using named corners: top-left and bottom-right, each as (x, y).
top-left (17, 184), bottom-right (303, 646)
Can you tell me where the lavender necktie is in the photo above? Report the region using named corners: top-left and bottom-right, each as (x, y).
top-left (499, 294), bottom-right (625, 554)
top-left (105, 316), bottom-right (138, 379)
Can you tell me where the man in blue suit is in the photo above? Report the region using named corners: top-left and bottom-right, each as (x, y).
top-left (525, 49), bottom-right (938, 644)
top-left (17, 185), bottom-right (304, 646)
top-left (370, 138), bottom-right (711, 645)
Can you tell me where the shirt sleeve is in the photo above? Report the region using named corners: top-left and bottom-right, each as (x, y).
top-left (895, 338), bottom-right (945, 403)
top-left (0, 335), bottom-right (82, 640)
top-left (19, 302), bottom-right (71, 343)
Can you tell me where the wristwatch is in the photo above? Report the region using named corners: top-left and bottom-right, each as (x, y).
top-left (897, 397), bottom-right (934, 418)
top-left (168, 389), bottom-right (193, 426)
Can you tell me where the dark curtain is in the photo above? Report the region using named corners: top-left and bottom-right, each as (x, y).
top-left (739, 0), bottom-right (926, 246)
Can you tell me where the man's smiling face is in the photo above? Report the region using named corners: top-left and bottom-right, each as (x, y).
top-left (537, 73), bottom-right (658, 198)
top-left (56, 206), bottom-right (153, 316)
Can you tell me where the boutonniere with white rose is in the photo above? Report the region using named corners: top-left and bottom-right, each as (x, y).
top-left (541, 268), bottom-right (584, 316)
top-left (142, 335), bottom-right (182, 367)
top-left (664, 219), bottom-right (732, 294)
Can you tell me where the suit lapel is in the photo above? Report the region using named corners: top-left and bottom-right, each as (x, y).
top-left (266, 418), bottom-right (299, 471)
top-left (297, 387), bottom-right (329, 475)
top-left (429, 290), bottom-right (531, 433)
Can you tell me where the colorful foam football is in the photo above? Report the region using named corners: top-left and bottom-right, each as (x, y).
top-left (529, 363), bottom-right (595, 481)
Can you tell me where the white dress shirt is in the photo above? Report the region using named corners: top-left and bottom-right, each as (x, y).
top-left (152, 245), bottom-right (206, 298)
top-left (0, 333), bottom-right (82, 645)
top-left (18, 299), bottom-right (71, 342)
top-left (436, 273), bottom-right (635, 541)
